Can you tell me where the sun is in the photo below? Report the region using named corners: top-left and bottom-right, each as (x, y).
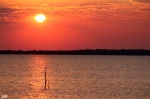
top-left (35, 14), bottom-right (46, 23)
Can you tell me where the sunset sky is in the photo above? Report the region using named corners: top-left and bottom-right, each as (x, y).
top-left (0, 0), bottom-right (150, 50)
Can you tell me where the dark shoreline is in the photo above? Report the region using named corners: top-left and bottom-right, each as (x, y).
top-left (0, 49), bottom-right (150, 55)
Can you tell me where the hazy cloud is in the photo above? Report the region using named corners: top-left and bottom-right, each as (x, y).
top-left (0, 7), bottom-right (16, 23)
top-left (132, 0), bottom-right (150, 3)
top-left (140, 8), bottom-right (150, 11)
top-left (78, 2), bottom-right (111, 6)
top-left (0, 1), bottom-right (150, 24)
top-left (0, 7), bottom-right (16, 13)
top-left (0, 6), bottom-right (40, 23)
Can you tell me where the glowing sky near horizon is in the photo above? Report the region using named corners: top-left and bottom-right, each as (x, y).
top-left (0, 0), bottom-right (150, 50)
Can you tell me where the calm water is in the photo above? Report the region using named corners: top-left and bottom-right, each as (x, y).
top-left (0, 55), bottom-right (150, 99)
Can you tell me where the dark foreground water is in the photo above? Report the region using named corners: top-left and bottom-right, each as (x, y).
top-left (0, 55), bottom-right (150, 99)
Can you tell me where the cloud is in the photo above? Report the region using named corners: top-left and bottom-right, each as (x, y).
top-left (0, 6), bottom-right (41, 24)
top-left (140, 8), bottom-right (150, 11)
top-left (132, 0), bottom-right (150, 3)
top-left (131, 0), bottom-right (150, 12)
top-left (78, 2), bottom-right (111, 6)
top-left (0, 7), bottom-right (16, 23)
top-left (0, 7), bottom-right (16, 13)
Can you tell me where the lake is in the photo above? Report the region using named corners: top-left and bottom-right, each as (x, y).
top-left (0, 55), bottom-right (150, 99)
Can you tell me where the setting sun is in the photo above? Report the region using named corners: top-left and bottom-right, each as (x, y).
top-left (35, 14), bottom-right (46, 23)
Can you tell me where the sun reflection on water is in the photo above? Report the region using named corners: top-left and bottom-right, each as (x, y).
top-left (24, 55), bottom-right (53, 98)
top-left (29, 56), bottom-right (47, 89)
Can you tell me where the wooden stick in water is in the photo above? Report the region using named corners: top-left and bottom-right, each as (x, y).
top-left (44, 64), bottom-right (47, 90)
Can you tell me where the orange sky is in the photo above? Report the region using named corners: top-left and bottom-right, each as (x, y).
top-left (0, 0), bottom-right (150, 50)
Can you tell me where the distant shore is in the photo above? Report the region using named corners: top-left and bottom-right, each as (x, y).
top-left (0, 49), bottom-right (150, 55)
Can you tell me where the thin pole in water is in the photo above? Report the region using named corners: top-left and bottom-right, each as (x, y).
top-left (44, 64), bottom-right (47, 90)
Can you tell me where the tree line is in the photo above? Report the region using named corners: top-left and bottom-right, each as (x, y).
top-left (0, 49), bottom-right (150, 55)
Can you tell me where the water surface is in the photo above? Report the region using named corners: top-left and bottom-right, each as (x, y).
top-left (0, 55), bottom-right (150, 99)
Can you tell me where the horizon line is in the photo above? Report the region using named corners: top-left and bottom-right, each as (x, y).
top-left (0, 49), bottom-right (150, 51)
